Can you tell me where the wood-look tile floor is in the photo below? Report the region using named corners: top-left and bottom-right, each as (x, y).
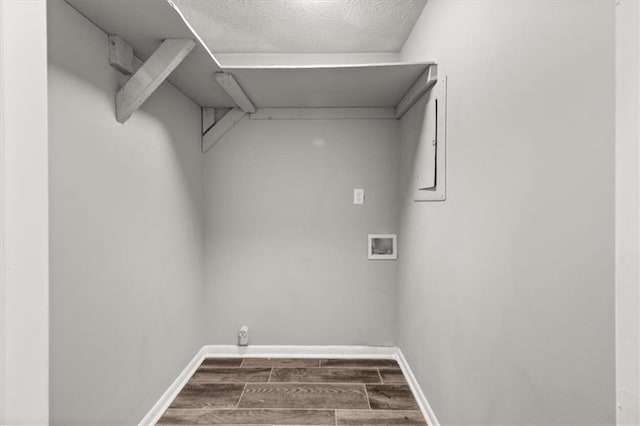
top-left (157, 358), bottom-right (427, 425)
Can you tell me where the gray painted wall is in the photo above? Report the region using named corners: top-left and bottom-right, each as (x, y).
top-left (203, 118), bottom-right (398, 345)
top-left (48, 1), bottom-right (205, 424)
top-left (397, 1), bottom-right (615, 424)
top-left (46, 0), bottom-right (617, 424)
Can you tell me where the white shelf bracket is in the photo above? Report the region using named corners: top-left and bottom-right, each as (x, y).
top-left (108, 35), bottom-right (134, 75)
top-left (214, 72), bottom-right (256, 113)
top-left (114, 38), bottom-right (195, 123)
top-left (202, 107), bottom-right (246, 153)
top-left (202, 107), bottom-right (216, 134)
top-left (395, 64), bottom-right (438, 119)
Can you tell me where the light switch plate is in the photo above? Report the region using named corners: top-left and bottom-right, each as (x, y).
top-left (354, 188), bottom-right (365, 205)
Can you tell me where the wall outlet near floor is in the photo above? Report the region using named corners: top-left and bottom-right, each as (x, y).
top-left (238, 326), bottom-right (249, 346)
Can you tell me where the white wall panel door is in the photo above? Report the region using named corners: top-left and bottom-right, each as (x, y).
top-left (415, 98), bottom-right (437, 191)
top-left (0, 0), bottom-right (50, 423)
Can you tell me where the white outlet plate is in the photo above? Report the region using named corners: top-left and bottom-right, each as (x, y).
top-left (238, 326), bottom-right (249, 346)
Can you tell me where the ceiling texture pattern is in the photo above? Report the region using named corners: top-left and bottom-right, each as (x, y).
top-left (172, 0), bottom-right (428, 53)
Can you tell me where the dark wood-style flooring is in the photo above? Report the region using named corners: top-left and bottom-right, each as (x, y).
top-left (158, 357), bottom-right (427, 425)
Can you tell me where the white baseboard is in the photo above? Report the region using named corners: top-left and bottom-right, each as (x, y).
top-left (139, 345), bottom-right (439, 426)
top-left (199, 344), bottom-right (399, 358)
top-left (396, 349), bottom-right (440, 426)
top-left (138, 346), bottom-right (210, 425)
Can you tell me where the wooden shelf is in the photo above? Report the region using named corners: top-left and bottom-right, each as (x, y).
top-left (224, 63), bottom-right (432, 108)
top-left (65, 0), bottom-right (435, 112)
top-left (66, 0), bottom-right (235, 107)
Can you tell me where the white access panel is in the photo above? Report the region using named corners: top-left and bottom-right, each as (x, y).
top-left (415, 98), bottom-right (437, 190)
top-left (414, 76), bottom-right (447, 202)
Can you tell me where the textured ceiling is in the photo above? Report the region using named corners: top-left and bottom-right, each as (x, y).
top-left (171, 0), bottom-right (428, 53)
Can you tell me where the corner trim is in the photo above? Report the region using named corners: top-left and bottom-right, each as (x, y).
top-left (138, 345), bottom-right (438, 426)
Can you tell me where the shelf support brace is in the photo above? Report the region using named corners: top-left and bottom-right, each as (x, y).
top-left (115, 38), bottom-right (196, 123)
top-left (202, 107), bottom-right (216, 134)
top-left (214, 72), bottom-right (256, 113)
top-left (202, 108), bottom-right (246, 153)
top-left (108, 35), bottom-right (134, 75)
top-left (395, 64), bottom-right (438, 119)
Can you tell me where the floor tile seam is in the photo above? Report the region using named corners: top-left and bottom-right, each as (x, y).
top-left (334, 410), bottom-right (428, 426)
top-left (319, 366), bottom-right (400, 369)
top-left (232, 407), bottom-right (396, 413)
top-left (362, 384), bottom-right (372, 411)
top-left (226, 367), bottom-right (395, 370)
top-left (161, 407), bottom-right (343, 411)
top-left (198, 367), bottom-right (273, 370)
top-left (236, 383), bottom-right (248, 409)
top-left (188, 381), bottom-right (395, 385)
top-left (173, 405), bottom-right (408, 411)
top-left (163, 408), bottom-right (423, 412)
top-left (200, 365), bottom-right (399, 370)
top-left (161, 423), bottom-right (336, 426)
top-left (234, 381), bottom-right (389, 385)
